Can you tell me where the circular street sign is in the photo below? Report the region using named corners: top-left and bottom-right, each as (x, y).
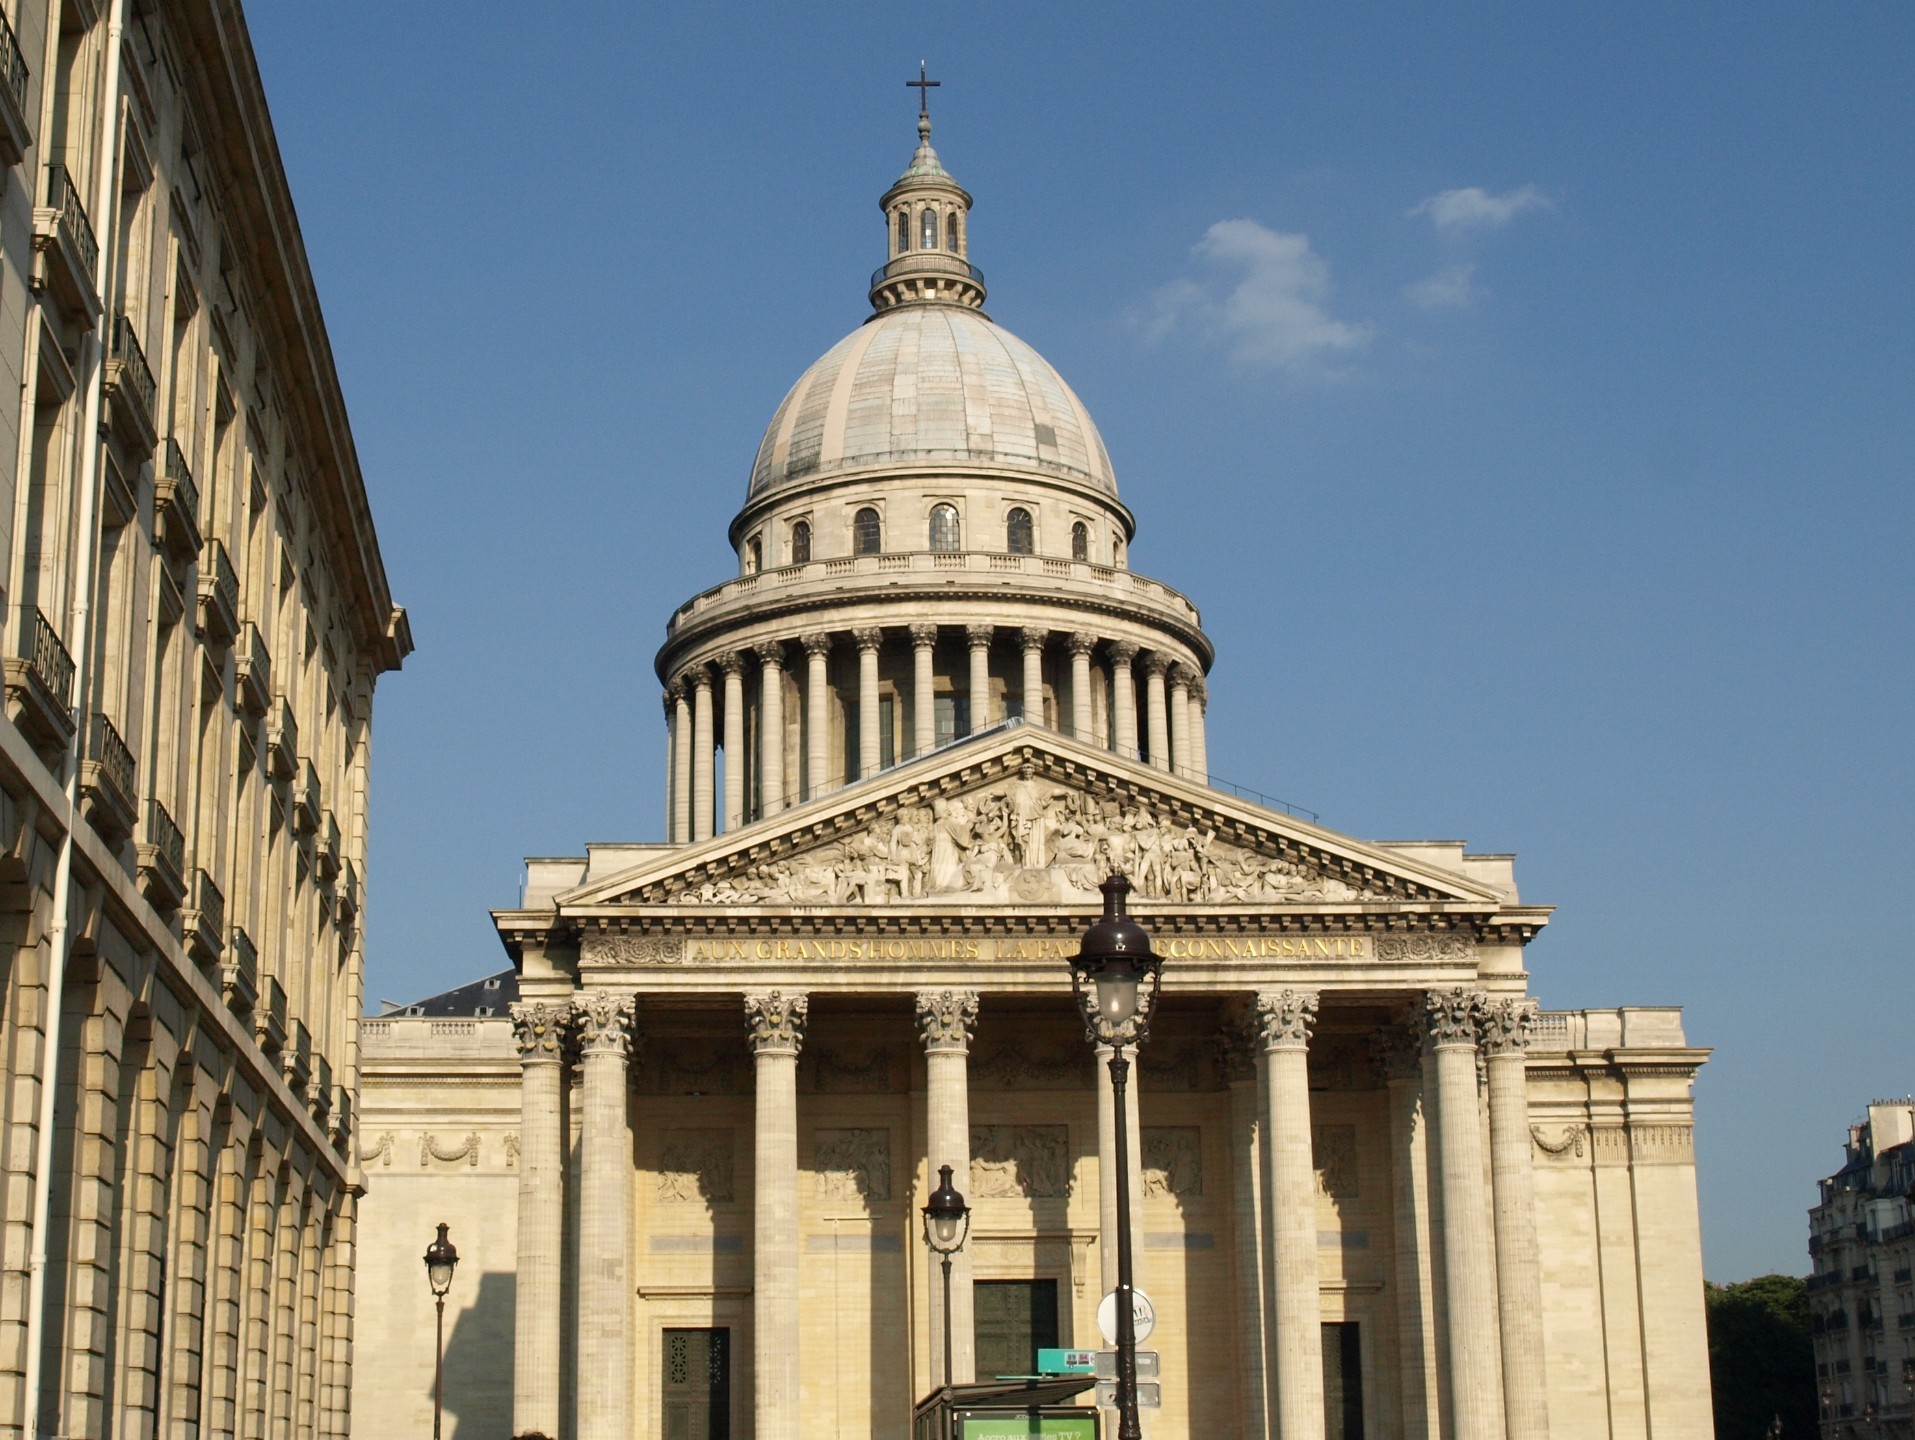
top-left (1096, 1288), bottom-right (1157, 1346)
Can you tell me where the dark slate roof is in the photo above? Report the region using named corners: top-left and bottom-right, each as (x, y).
top-left (384, 970), bottom-right (518, 1018)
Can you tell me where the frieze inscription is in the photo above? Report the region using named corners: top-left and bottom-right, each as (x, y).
top-left (679, 933), bottom-right (1372, 963)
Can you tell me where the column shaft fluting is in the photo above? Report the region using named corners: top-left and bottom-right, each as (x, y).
top-left (1020, 628), bottom-right (1045, 727)
top-left (757, 642), bottom-right (785, 815)
top-left (1257, 989), bottom-right (1324, 1440)
top-left (1068, 634), bottom-right (1095, 743)
top-left (1109, 642), bottom-right (1138, 759)
top-left (1380, 1025), bottom-right (1439, 1440)
top-left (911, 624), bottom-right (937, 761)
top-left (1222, 1019), bottom-right (1269, 1440)
top-left (722, 654), bottom-right (746, 830)
top-left (966, 625), bottom-right (992, 734)
top-left (1427, 989), bottom-right (1502, 1440)
top-left (692, 670), bottom-right (715, 840)
top-left (1485, 1000), bottom-right (1548, 1440)
top-left (918, 990), bottom-right (979, 1383)
top-left (856, 628), bottom-right (882, 779)
top-left (1095, 1043), bottom-right (1146, 1294)
top-left (803, 633), bottom-right (831, 800)
top-left (1169, 670), bottom-right (1192, 778)
top-left (672, 685), bottom-right (693, 842)
top-left (747, 992), bottom-right (807, 1440)
top-left (510, 1003), bottom-right (568, 1440)
top-left (574, 993), bottom-right (635, 1440)
top-left (1142, 655), bottom-right (1171, 771)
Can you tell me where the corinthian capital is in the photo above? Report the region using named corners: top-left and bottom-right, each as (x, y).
top-left (800, 632), bottom-right (834, 660)
top-left (1254, 988), bottom-right (1318, 1051)
top-left (852, 627), bottom-right (884, 653)
top-left (915, 989), bottom-right (979, 1054)
top-left (571, 992), bottom-right (636, 1058)
top-left (965, 623), bottom-right (995, 649)
top-left (1139, 650), bottom-right (1172, 679)
top-left (509, 1000), bottom-right (571, 1061)
top-left (744, 989), bottom-right (808, 1055)
top-left (717, 650), bottom-right (748, 678)
top-left (1107, 640), bottom-right (1139, 667)
top-left (1424, 987), bottom-right (1487, 1048)
top-left (1478, 996), bottom-right (1539, 1058)
top-left (908, 623), bottom-right (939, 648)
top-left (1066, 631), bottom-right (1097, 658)
top-left (754, 638), bottom-right (787, 668)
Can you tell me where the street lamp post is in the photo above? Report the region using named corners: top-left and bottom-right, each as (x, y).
top-left (1069, 874), bottom-right (1163, 1440)
top-left (423, 1221), bottom-right (460, 1440)
top-left (922, 1162), bottom-right (972, 1389)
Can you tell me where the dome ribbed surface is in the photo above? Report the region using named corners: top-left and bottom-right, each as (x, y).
top-left (748, 307), bottom-right (1118, 499)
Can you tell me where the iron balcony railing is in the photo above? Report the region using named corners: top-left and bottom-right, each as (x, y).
top-left (198, 538), bottom-right (239, 641)
top-left (43, 163), bottom-right (97, 280)
top-left (143, 797), bottom-right (184, 880)
top-left (109, 313), bottom-right (156, 420)
top-left (21, 605), bottom-right (74, 709)
top-left (188, 866), bottom-right (225, 943)
top-left (869, 253), bottom-right (985, 291)
top-left (163, 437), bottom-right (199, 521)
top-left (226, 923), bottom-right (257, 990)
top-left (0, 6), bottom-right (28, 116)
top-left (84, 711), bottom-right (135, 807)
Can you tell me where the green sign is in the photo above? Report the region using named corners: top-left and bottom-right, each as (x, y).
top-left (959, 1417), bottom-right (1098, 1440)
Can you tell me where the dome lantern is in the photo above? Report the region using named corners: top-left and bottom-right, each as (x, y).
top-left (870, 66), bottom-right (986, 315)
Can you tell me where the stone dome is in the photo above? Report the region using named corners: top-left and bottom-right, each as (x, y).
top-left (747, 306), bottom-right (1119, 500)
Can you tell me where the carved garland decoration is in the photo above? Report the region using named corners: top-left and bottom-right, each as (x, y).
top-left (420, 1132), bottom-right (481, 1168)
top-left (1530, 1124), bottom-right (1587, 1158)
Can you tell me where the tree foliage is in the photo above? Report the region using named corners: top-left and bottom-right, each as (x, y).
top-left (1707, 1274), bottom-right (1816, 1439)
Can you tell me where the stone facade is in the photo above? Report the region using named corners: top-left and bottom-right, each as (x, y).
top-left (0, 3), bottom-right (406, 1437)
top-left (353, 107), bottom-right (1710, 1440)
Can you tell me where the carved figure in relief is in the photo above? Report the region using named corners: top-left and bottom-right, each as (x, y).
top-left (1313, 1124), bottom-right (1359, 1198)
top-left (1142, 1128), bottom-right (1203, 1198)
top-left (658, 1128), bottom-right (735, 1205)
top-left (815, 1129), bottom-right (891, 1202)
top-left (970, 1124), bottom-right (1070, 1199)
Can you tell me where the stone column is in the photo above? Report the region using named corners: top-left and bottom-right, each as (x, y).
top-left (1220, 1008), bottom-right (1270, 1439)
top-left (910, 623), bottom-right (938, 761)
top-left (671, 680), bottom-right (693, 843)
top-left (802, 632), bottom-right (832, 801)
top-left (1483, 997), bottom-right (1548, 1440)
top-left (747, 990), bottom-right (808, 1440)
top-left (756, 640), bottom-right (786, 815)
top-left (1094, 1043), bottom-right (1146, 1293)
top-left (966, 624), bottom-right (993, 733)
top-left (916, 989), bottom-right (980, 1383)
top-left (1426, 988), bottom-right (1501, 1440)
top-left (1141, 652), bottom-right (1171, 771)
top-left (1375, 1022), bottom-right (1439, 1440)
top-left (573, 991), bottom-right (636, 1440)
top-left (1067, 633), bottom-right (1096, 743)
top-left (663, 683), bottom-right (681, 840)
top-left (855, 627), bottom-right (883, 779)
top-left (510, 1002), bottom-right (570, 1440)
top-left (1168, 664), bottom-right (1193, 779)
top-left (1187, 676), bottom-right (1209, 782)
top-left (1108, 642), bottom-right (1139, 760)
top-left (1019, 627), bottom-right (1046, 727)
top-left (721, 652), bottom-right (747, 831)
top-left (692, 666), bottom-right (716, 841)
top-left (1256, 988), bottom-right (1323, 1440)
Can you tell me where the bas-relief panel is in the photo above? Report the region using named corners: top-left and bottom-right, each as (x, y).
top-left (806, 1042), bottom-right (905, 1093)
top-left (635, 1037), bottom-right (750, 1095)
top-left (971, 1038), bottom-right (1092, 1090)
top-left (1142, 1127), bottom-right (1203, 1199)
top-left (971, 1125), bottom-right (1071, 1199)
top-left (1312, 1124), bottom-right (1359, 1199)
top-left (814, 1128), bottom-right (892, 1203)
top-left (657, 1128), bottom-right (736, 1206)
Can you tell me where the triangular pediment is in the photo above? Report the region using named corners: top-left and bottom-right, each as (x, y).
top-left (558, 725), bottom-right (1507, 914)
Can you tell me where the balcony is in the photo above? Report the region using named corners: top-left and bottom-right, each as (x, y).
top-left (78, 712), bottom-right (137, 844)
top-left (181, 867), bottom-right (224, 969)
top-left (220, 925), bottom-right (257, 1018)
top-left (265, 696), bottom-right (297, 780)
top-left (196, 539), bottom-right (239, 649)
top-left (255, 974), bottom-right (287, 1057)
top-left (3, 606), bottom-right (76, 759)
top-left (338, 860), bottom-right (359, 926)
top-left (103, 315), bottom-right (157, 453)
top-left (155, 439), bottom-right (202, 562)
top-left (134, 798), bottom-right (186, 912)
top-left (292, 757), bottom-right (320, 834)
top-left (315, 808), bottom-right (340, 881)
top-left (283, 1018), bottom-right (312, 1094)
top-left (235, 622), bottom-right (270, 716)
top-left (0, 8), bottom-right (31, 165)
top-left (869, 251), bottom-right (987, 310)
top-left (309, 1053), bottom-right (332, 1121)
top-left (31, 163), bottom-right (100, 324)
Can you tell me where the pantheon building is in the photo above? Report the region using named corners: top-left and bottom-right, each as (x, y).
top-left (352, 108), bottom-right (1714, 1440)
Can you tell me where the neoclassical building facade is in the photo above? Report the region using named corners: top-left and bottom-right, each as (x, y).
top-left (354, 110), bottom-right (1713, 1440)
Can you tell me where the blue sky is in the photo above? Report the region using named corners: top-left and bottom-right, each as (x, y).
top-left (247, 4), bottom-right (1912, 1282)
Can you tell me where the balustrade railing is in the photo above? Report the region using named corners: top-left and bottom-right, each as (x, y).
top-left (869, 254), bottom-right (986, 290)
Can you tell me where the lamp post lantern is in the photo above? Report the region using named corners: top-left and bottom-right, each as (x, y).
top-left (1070, 874), bottom-right (1162, 1440)
top-left (423, 1221), bottom-right (459, 1439)
top-left (922, 1162), bottom-right (972, 1389)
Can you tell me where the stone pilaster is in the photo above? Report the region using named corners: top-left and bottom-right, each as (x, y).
top-left (966, 624), bottom-right (994, 733)
top-left (1141, 652), bottom-right (1172, 771)
top-left (1067, 632), bottom-right (1096, 743)
top-left (755, 641), bottom-right (786, 815)
top-left (1019, 627), bottom-right (1046, 727)
top-left (748, 990), bottom-right (807, 1440)
top-left (802, 633), bottom-right (832, 801)
top-left (720, 651), bottom-right (747, 830)
top-left (1374, 1021), bottom-right (1439, 1440)
top-left (1255, 987), bottom-right (1323, 1440)
top-left (855, 627), bottom-right (884, 779)
top-left (670, 680), bottom-right (693, 843)
top-left (574, 991), bottom-right (636, 1440)
top-left (1482, 997), bottom-right (1547, 1440)
top-left (1218, 1006), bottom-right (1270, 1440)
top-left (910, 623), bottom-right (938, 760)
top-left (511, 1000), bottom-right (571, 1440)
top-left (691, 666), bottom-right (716, 841)
top-left (916, 989), bottom-right (979, 1382)
top-left (1426, 987), bottom-right (1501, 1440)
top-left (1108, 641), bottom-right (1139, 760)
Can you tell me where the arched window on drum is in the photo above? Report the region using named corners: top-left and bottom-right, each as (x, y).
top-left (929, 504), bottom-right (961, 553)
top-left (1070, 521), bottom-right (1089, 561)
top-left (853, 507), bottom-right (883, 556)
top-left (897, 210), bottom-right (910, 254)
top-left (1006, 508), bottom-right (1034, 555)
top-left (946, 211), bottom-right (961, 252)
top-left (921, 208), bottom-right (938, 251)
top-left (744, 536), bottom-right (762, 575)
top-left (790, 520), bottom-right (812, 564)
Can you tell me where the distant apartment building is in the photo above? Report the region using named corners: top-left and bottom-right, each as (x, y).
top-left (1809, 1100), bottom-right (1915, 1432)
top-left (0, 2), bottom-right (406, 1437)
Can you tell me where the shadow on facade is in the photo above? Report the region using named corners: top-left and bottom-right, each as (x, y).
top-left (438, 1270), bottom-right (517, 1439)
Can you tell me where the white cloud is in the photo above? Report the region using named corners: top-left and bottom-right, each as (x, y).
top-left (1410, 185), bottom-right (1550, 232)
top-left (1146, 219), bottom-right (1371, 373)
top-left (1404, 262), bottom-right (1480, 311)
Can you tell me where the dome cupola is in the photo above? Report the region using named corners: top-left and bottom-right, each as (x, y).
top-left (870, 66), bottom-right (986, 314)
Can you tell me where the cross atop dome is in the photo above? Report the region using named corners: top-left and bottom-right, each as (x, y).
top-left (873, 68), bottom-right (986, 314)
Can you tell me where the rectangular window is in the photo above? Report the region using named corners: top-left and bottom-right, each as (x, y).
top-left (974, 1279), bottom-right (1060, 1382)
top-left (663, 1327), bottom-right (729, 1440)
top-left (1322, 1321), bottom-right (1364, 1440)
top-left (934, 694), bottom-right (968, 749)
